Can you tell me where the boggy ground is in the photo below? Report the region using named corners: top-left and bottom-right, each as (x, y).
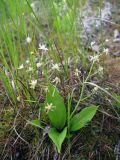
top-left (0, 0), bottom-right (120, 160)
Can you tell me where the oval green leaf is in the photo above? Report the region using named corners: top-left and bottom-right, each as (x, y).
top-left (27, 119), bottom-right (44, 129)
top-left (70, 105), bottom-right (98, 132)
top-left (45, 84), bottom-right (66, 129)
top-left (48, 127), bottom-right (67, 153)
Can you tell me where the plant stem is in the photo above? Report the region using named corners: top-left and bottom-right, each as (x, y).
top-left (67, 93), bottom-right (71, 157)
top-left (70, 61), bottom-right (95, 118)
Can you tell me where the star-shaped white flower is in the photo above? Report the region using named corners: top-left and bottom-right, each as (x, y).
top-left (26, 36), bottom-right (31, 44)
top-left (52, 77), bottom-right (60, 84)
top-left (29, 80), bottom-right (37, 89)
top-left (38, 44), bottom-right (48, 52)
top-left (91, 41), bottom-right (95, 46)
top-left (45, 103), bottom-right (56, 113)
top-left (93, 86), bottom-right (98, 93)
top-left (75, 68), bottom-right (81, 77)
top-left (18, 64), bottom-right (24, 70)
top-left (36, 62), bottom-right (42, 68)
top-left (51, 63), bottom-right (60, 71)
top-left (89, 55), bottom-right (99, 62)
top-left (26, 59), bottom-right (30, 64)
top-left (103, 48), bottom-right (109, 54)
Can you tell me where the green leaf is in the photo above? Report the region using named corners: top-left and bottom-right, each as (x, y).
top-left (45, 83), bottom-right (66, 129)
top-left (113, 93), bottom-right (120, 108)
top-left (53, 9), bottom-right (73, 32)
top-left (27, 119), bottom-right (44, 129)
top-left (48, 127), bottom-right (67, 153)
top-left (53, 1), bottom-right (74, 32)
top-left (70, 105), bottom-right (98, 132)
top-left (53, 16), bottom-right (61, 31)
top-left (62, 9), bottom-right (73, 31)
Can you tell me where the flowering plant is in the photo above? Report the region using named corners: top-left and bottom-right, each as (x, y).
top-left (29, 83), bottom-right (98, 153)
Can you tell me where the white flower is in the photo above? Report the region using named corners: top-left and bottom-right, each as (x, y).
top-left (89, 55), bottom-right (99, 62)
top-left (91, 41), bottom-right (95, 46)
top-left (38, 44), bottom-right (48, 52)
top-left (98, 66), bottom-right (103, 72)
top-left (30, 2), bottom-right (36, 11)
top-left (29, 80), bottom-right (37, 89)
top-left (105, 39), bottom-right (109, 42)
top-left (18, 64), bottom-right (24, 70)
top-left (51, 63), bottom-right (60, 71)
top-left (36, 62), bottom-right (42, 68)
top-left (26, 36), bottom-right (31, 44)
top-left (45, 103), bottom-right (56, 113)
top-left (114, 29), bottom-right (120, 39)
top-left (28, 67), bottom-right (34, 72)
top-left (91, 41), bottom-right (99, 52)
top-left (17, 96), bottom-right (21, 102)
top-left (103, 48), bottom-right (109, 54)
top-left (75, 68), bottom-right (81, 77)
top-left (52, 77), bottom-right (60, 84)
top-left (98, 66), bottom-right (104, 76)
top-left (26, 59), bottom-right (30, 64)
top-left (93, 86), bottom-right (98, 93)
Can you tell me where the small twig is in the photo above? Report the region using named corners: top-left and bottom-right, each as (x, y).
top-left (13, 108), bottom-right (30, 145)
top-left (85, 17), bottom-right (120, 27)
